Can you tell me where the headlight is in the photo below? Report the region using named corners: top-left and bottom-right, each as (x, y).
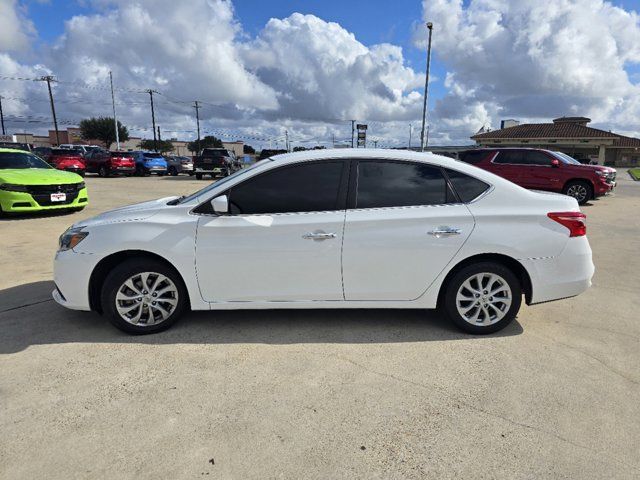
top-left (0, 183), bottom-right (29, 192)
top-left (77, 182), bottom-right (86, 190)
top-left (58, 227), bottom-right (89, 252)
top-left (595, 170), bottom-right (607, 177)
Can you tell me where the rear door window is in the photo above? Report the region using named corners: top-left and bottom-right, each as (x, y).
top-left (356, 161), bottom-right (452, 209)
top-left (459, 150), bottom-right (489, 164)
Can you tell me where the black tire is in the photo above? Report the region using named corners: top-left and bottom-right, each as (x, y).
top-left (563, 180), bottom-right (592, 205)
top-left (195, 173), bottom-right (203, 180)
top-left (442, 262), bottom-right (522, 334)
top-left (98, 166), bottom-right (109, 178)
top-left (101, 259), bottom-right (188, 334)
top-left (169, 166), bottom-right (178, 176)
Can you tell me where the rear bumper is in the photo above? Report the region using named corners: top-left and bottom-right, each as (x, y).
top-left (522, 236), bottom-right (594, 304)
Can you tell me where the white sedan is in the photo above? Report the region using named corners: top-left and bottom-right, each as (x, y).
top-left (53, 149), bottom-right (594, 335)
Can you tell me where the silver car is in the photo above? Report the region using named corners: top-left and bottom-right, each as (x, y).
top-left (165, 155), bottom-right (194, 176)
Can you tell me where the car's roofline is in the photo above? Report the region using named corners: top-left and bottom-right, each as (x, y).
top-left (0, 147), bottom-right (32, 153)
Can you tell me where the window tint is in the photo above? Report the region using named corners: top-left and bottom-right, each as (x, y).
top-left (526, 151), bottom-right (552, 166)
top-left (229, 161), bottom-right (344, 214)
top-left (494, 151), bottom-right (526, 164)
top-left (459, 150), bottom-right (488, 164)
top-left (445, 169), bottom-right (490, 203)
top-left (356, 161), bottom-right (449, 209)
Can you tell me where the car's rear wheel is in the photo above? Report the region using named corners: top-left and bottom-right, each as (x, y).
top-left (101, 259), bottom-right (188, 334)
top-left (563, 180), bottom-right (592, 205)
top-left (195, 173), bottom-right (203, 180)
top-left (168, 166), bottom-right (178, 176)
top-left (98, 166), bottom-right (109, 178)
top-left (442, 262), bottom-right (522, 334)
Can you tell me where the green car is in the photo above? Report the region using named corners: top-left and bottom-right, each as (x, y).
top-left (0, 148), bottom-right (89, 214)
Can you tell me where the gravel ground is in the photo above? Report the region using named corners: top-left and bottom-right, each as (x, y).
top-left (1, 173), bottom-right (639, 479)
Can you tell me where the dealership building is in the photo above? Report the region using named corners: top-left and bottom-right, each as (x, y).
top-left (471, 116), bottom-right (640, 166)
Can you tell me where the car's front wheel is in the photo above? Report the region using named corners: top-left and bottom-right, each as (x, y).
top-left (101, 259), bottom-right (188, 334)
top-left (563, 180), bottom-right (592, 205)
top-left (442, 262), bottom-right (522, 334)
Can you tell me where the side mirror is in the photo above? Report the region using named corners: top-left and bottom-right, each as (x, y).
top-left (211, 195), bottom-right (229, 214)
top-left (551, 159), bottom-right (560, 168)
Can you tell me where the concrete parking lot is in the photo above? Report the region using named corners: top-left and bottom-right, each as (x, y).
top-left (1, 174), bottom-right (639, 479)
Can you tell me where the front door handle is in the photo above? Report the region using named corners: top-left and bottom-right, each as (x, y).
top-left (428, 227), bottom-right (462, 238)
top-left (302, 231), bottom-right (337, 241)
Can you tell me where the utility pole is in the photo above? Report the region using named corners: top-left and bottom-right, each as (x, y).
top-left (332, 133), bottom-right (335, 147)
top-left (193, 101), bottom-right (201, 155)
top-left (420, 22), bottom-right (434, 152)
top-left (351, 120), bottom-right (355, 148)
top-left (109, 71), bottom-right (120, 150)
top-left (373, 140), bottom-right (378, 148)
top-left (157, 125), bottom-right (161, 142)
top-left (285, 130), bottom-right (289, 152)
top-left (0, 95), bottom-right (5, 135)
top-left (146, 89), bottom-right (158, 152)
top-left (41, 76), bottom-right (59, 145)
top-left (409, 124), bottom-right (412, 149)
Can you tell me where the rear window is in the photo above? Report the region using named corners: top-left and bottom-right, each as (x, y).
top-left (143, 153), bottom-right (163, 158)
top-left (459, 150), bottom-right (489, 164)
top-left (51, 149), bottom-right (82, 157)
top-left (445, 169), bottom-right (490, 203)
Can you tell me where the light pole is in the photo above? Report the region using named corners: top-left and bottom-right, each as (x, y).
top-left (420, 22), bottom-right (433, 152)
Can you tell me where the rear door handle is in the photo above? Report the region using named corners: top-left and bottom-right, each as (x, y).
top-left (302, 231), bottom-right (337, 241)
top-left (428, 227), bottom-right (461, 238)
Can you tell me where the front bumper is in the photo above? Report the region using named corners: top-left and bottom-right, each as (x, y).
top-left (52, 249), bottom-right (96, 311)
top-left (0, 187), bottom-right (89, 213)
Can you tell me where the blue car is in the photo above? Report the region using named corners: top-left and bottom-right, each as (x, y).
top-left (130, 151), bottom-right (168, 176)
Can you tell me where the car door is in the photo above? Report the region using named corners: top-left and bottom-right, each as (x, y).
top-left (523, 150), bottom-right (558, 191)
top-left (342, 160), bottom-right (475, 301)
top-left (195, 160), bottom-right (349, 302)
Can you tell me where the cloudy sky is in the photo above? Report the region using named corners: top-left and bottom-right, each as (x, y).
top-left (1, 0), bottom-right (640, 148)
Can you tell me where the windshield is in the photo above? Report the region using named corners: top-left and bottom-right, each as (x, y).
top-left (177, 159), bottom-right (272, 204)
top-left (553, 151), bottom-right (582, 165)
top-left (0, 151), bottom-right (52, 169)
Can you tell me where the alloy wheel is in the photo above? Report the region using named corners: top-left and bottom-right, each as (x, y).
top-left (115, 272), bottom-right (179, 326)
top-left (566, 184), bottom-right (588, 203)
top-left (455, 272), bottom-right (512, 326)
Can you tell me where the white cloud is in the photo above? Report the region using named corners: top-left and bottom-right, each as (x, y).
top-left (0, 0), bottom-right (36, 53)
top-left (417, 0), bottom-right (640, 139)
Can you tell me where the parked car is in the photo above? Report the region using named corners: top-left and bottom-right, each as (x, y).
top-left (165, 155), bottom-right (194, 176)
top-left (53, 149), bottom-right (593, 335)
top-left (193, 148), bottom-right (236, 179)
top-left (0, 148), bottom-right (88, 215)
top-left (45, 148), bottom-right (86, 176)
top-left (85, 149), bottom-right (136, 177)
top-left (0, 142), bottom-right (32, 151)
top-left (458, 148), bottom-right (617, 205)
top-left (33, 146), bottom-right (52, 159)
top-left (58, 144), bottom-right (102, 157)
top-left (130, 151), bottom-right (168, 176)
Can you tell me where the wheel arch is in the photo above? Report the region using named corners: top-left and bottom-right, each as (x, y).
top-left (88, 249), bottom-right (191, 313)
top-left (437, 253), bottom-right (533, 307)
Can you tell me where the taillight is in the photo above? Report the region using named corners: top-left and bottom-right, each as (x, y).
top-left (548, 212), bottom-right (586, 237)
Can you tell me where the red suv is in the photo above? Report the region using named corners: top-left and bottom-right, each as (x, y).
top-left (459, 148), bottom-right (616, 205)
top-left (84, 150), bottom-right (136, 177)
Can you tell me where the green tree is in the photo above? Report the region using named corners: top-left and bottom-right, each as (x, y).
top-left (79, 117), bottom-right (129, 150)
top-left (243, 144), bottom-right (256, 154)
top-left (138, 139), bottom-right (174, 153)
top-left (188, 135), bottom-right (223, 153)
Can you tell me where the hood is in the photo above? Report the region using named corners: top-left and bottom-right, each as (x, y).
top-left (570, 163), bottom-right (616, 173)
top-left (0, 168), bottom-right (83, 184)
top-left (73, 196), bottom-right (179, 228)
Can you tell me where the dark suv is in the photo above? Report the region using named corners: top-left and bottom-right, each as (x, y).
top-left (458, 148), bottom-right (616, 204)
top-left (193, 148), bottom-right (238, 180)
